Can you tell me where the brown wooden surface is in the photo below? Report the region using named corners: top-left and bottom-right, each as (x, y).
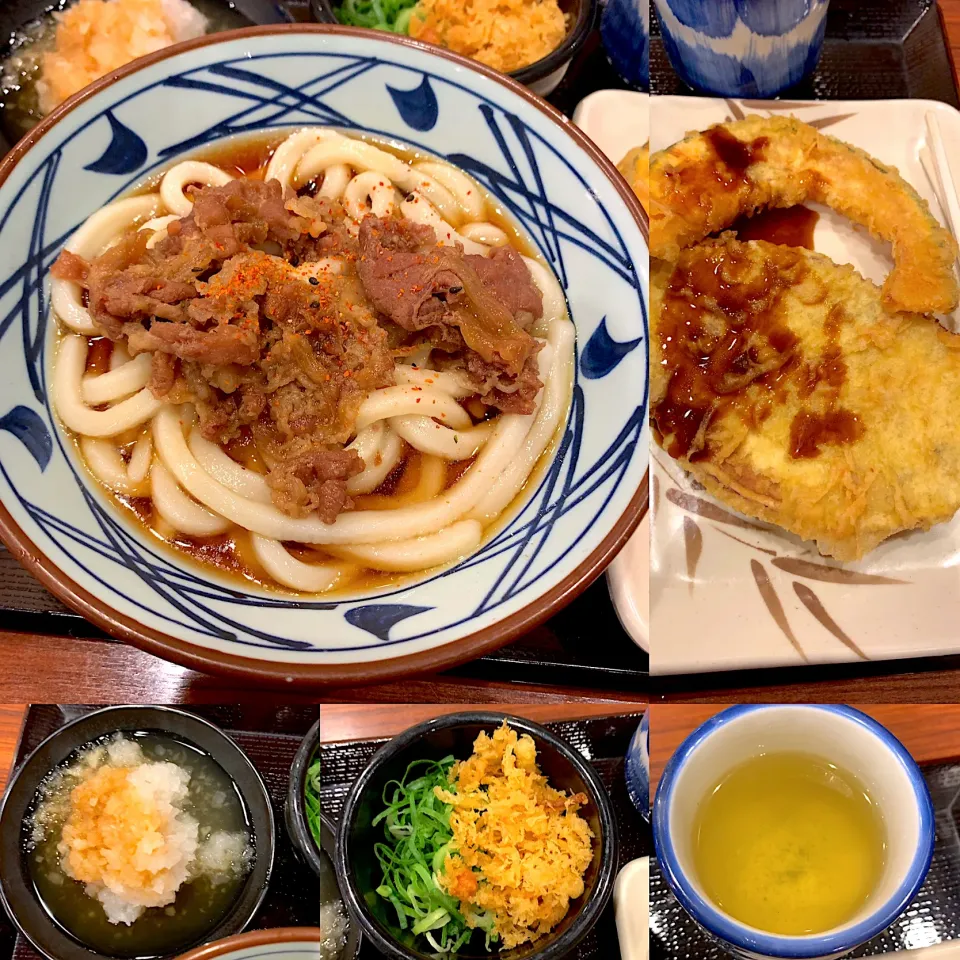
top-left (649, 704), bottom-right (960, 793)
top-left (320, 702), bottom-right (645, 742)
top-left (0, 705), bottom-right (26, 793)
top-left (0, 631), bottom-right (649, 702)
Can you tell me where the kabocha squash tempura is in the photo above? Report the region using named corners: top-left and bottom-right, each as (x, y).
top-left (373, 723), bottom-right (594, 952)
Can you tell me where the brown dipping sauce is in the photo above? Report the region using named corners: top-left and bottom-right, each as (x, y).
top-left (729, 205), bottom-right (820, 250)
top-left (653, 243), bottom-right (863, 464)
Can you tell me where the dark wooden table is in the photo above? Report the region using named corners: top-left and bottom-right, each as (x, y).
top-left (649, 703), bottom-right (960, 791)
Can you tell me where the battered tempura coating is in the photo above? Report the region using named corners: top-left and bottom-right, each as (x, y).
top-left (651, 237), bottom-right (960, 560)
top-left (650, 115), bottom-right (959, 316)
top-left (618, 143), bottom-right (649, 214)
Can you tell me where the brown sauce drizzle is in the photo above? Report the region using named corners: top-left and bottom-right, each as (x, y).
top-left (729, 205), bottom-right (820, 250)
top-left (703, 126), bottom-right (768, 179)
top-left (654, 244), bottom-right (863, 463)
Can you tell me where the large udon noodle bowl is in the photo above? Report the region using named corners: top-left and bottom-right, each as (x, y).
top-left (0, 26), bottom-right (648, 683)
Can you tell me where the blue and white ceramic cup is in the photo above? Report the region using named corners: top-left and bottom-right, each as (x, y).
top-left (653, 705), bottom-right (935, 960)
top-left (601, 0), bottom-right (649, 90)
top-left (625, 711), bottom-right (650, 821)
top-left (653, 0), bottom-right (830, 97)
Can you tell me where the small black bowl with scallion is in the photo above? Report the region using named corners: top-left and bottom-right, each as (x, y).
top-left (285, 721), bottom-right (361, 959)
top-left (335, 712), bottom-right (618, 960)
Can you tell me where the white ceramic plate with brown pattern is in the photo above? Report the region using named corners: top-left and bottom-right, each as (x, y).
top-left (650, 95), bottom-right (960, 675)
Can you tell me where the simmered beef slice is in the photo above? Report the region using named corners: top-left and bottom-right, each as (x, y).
top-left (464, 246), bottom-right (542, 328)
top-left (356, 217), bottom-right (541, 375)
top-left (266, 447), bottom-right (363, 522)
top-left (461, 346), bottom-right (544, 415)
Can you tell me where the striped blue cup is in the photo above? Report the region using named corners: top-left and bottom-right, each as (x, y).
top-left (653, 0), bottom-right (830, 97)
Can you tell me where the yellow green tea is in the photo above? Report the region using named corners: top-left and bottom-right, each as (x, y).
top-left (691, 751), bottom-right (886, 935)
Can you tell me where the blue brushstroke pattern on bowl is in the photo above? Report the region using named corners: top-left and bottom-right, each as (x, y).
top-left (624, 710), bottom-right (649, 822)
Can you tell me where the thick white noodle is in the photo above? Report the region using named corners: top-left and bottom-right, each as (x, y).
top-left (153, 392), bottom-right (541, 544)
top-left (318, 164), bottom-right (351, 201)
top-left (328, 519), bottom-right (483, 572)
top-left (110, 342), bottom-right (131, 370)
top-left (264, 127), bottom-right (343, 192)
top-left (127, 433), bottom-right (153, 484)
top-left (391, 415), bottom-right (492, 460)
top-left (470, 260), bottom-right (574, 521)
top-left (460, 222), bottom-right (510, 247)
top-left (79, 437), bottom-right (151, 496)
top-left (250, 535), bottom-right (342, 592)
top-left (413, 161), bottom-right (485, 221)
top-left (151, 461), bottom-right (232, 536)
top-left (160, 161), bottom-right (234, 216)
top-left (54, 336), bottom-right (163, 437)
top-left (355, 385), bottom-right (471, 432)
top-left (346, 426), bottom-right (403, 495)
top-left (394, 365), bottom-right (474, 398)
top-left (399, 193), bottom-right (487, 255)
top-left (51, 195), bottom-right (163, 335)
top-left (342, 171), bottom-right (398, 221)
top-left (81, 353), bottom-right (152, 405)
top-left (143, 214), bottom-right (180, 249)
top-left (295, 138), bottom-right (460, 222)
top-left (188, 430), bottom-right (273, 504)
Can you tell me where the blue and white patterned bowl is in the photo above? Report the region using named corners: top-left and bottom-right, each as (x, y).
top-left (653, 0), bottom-right (830, 97)
top-left (0, 26), bottom-right (649, 684)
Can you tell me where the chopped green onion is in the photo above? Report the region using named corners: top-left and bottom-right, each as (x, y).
top-left (333, 0), bottom-right (421, 33)
top-left (305, 754), bottom-right (322, 849)
top-left (372, 757), bottom-right (482, 953)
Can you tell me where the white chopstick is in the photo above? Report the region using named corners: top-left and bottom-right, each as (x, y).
top-left (925, 110), bottom-right (960, 247)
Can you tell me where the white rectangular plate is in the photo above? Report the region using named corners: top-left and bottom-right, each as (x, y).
top-left (650, 95), bottom-right (960, 676)
top-left (573, 90), bottom-right (651, 653)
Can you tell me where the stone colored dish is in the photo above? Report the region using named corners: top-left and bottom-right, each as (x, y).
top-left (0, 705), bottom-right (275, 960)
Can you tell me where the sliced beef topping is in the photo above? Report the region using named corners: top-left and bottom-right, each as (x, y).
top-left (51, 179), bottom-right (550, 523)
top-left (356, 217), bottom-right (540, 376)
top-left (464, 246), bottom-right (542, 328)
top-left (265, 446), bottom-right (363, 522)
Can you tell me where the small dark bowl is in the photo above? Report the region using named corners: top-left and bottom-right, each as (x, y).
top-left (285, 720), bottom-right (324, 877)
top-left (0, 705), bottom-right (276, 960)
top-left (336, 712), bottom-right (618, 960)
top-left (284, 723), bottom-right (362, 959)
top-left (309, 0), bottom-right (596, 96)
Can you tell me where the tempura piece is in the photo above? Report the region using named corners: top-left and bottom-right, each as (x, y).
top-left (649, 115), bottom-right (959, 315)
top-left (435, 722), bottom-right (594, 949)
top-left (618, 143), bottom-right (649, 214)
top-left (651, 236), bottom-right (960, 560)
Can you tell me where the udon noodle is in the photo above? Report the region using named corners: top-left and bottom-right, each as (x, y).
top-left (49, 128), bottom-right (574, 594)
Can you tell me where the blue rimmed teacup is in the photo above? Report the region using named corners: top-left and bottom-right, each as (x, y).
top-left (652, 0), bottom-right (830, 97)
top-left (653, 705), bottom-right (935, 960)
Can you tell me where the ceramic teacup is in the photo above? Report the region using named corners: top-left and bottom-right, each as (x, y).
top-left (653, 705), bottom-right (935, 960)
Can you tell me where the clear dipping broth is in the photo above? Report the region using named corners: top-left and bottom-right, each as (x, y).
top-left (26, 731), bottom-right (254, 958)
top-left (691, 751), bottom-right (887, 936)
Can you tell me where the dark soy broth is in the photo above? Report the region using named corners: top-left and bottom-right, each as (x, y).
top-left (27, 732), bottom-right (253, 958)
